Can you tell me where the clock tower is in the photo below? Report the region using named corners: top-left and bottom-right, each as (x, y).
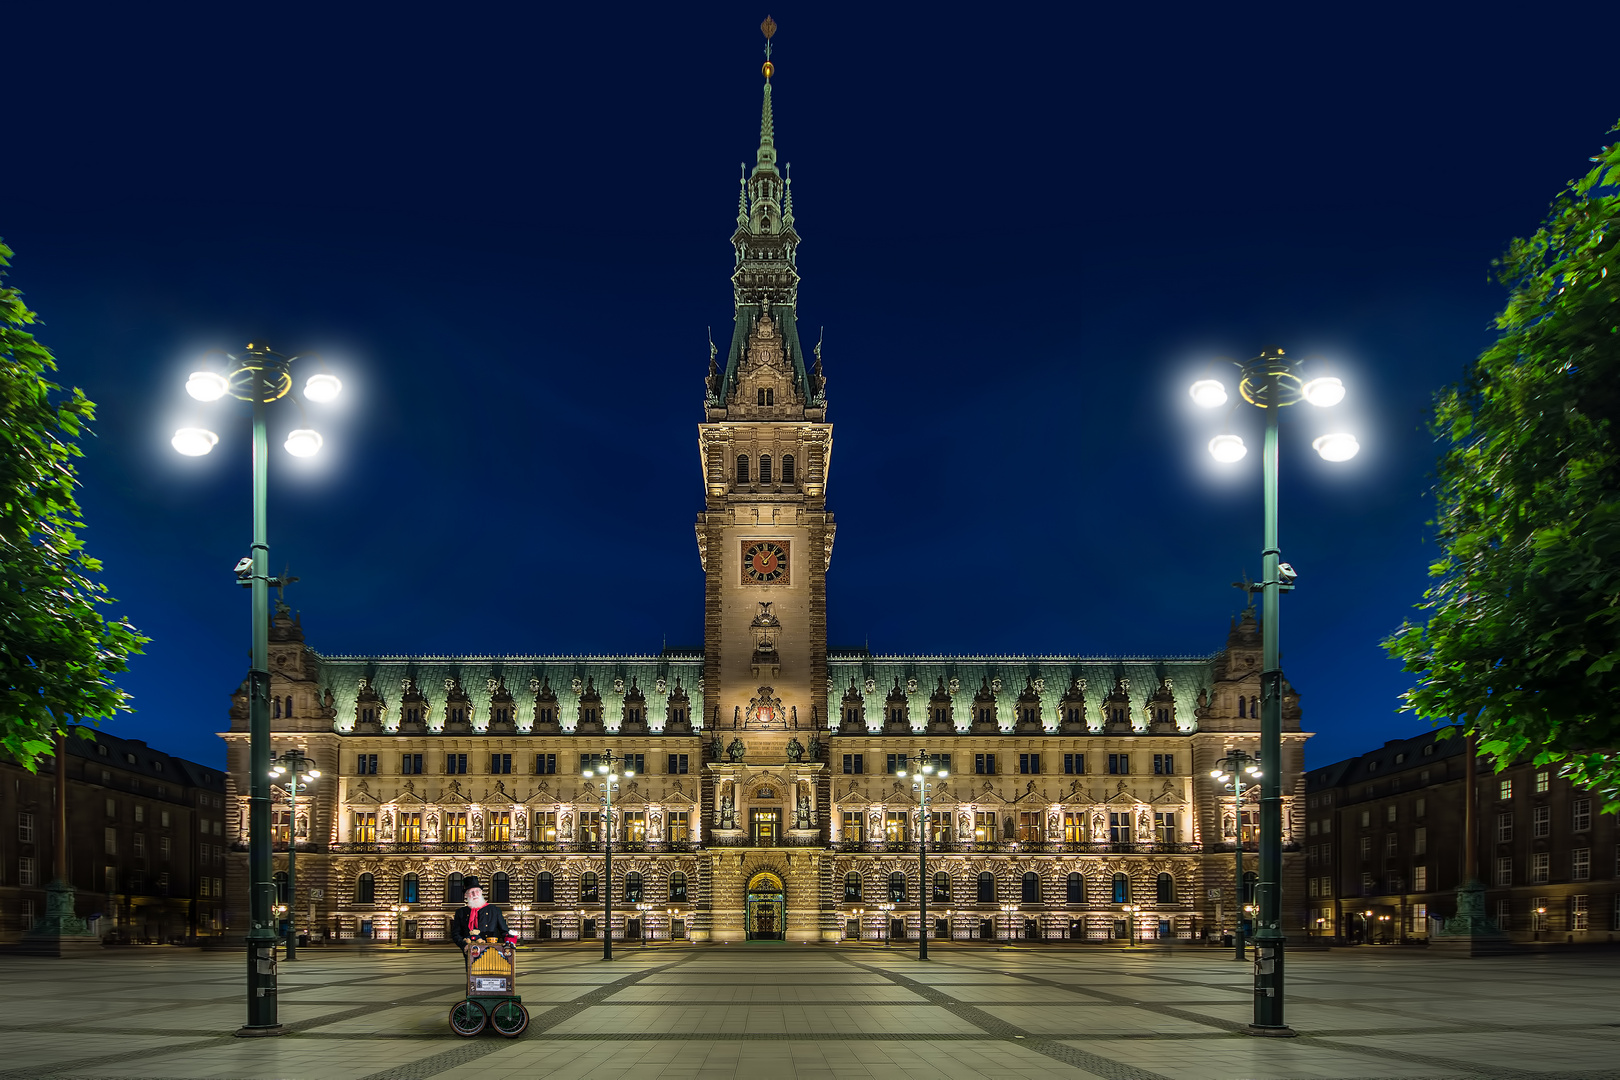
top-left (696, 38), bottom-right (833, 750)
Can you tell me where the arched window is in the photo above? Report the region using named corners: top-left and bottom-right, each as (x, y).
top-left (1237, 696), bottom-right (1245, 718)
top-left (624, 872), bottom-right (643, 903)
top-left (1156, 873), bottom-right (1175, 904)
top-left (781, 454), bottom-right (795, 483)
top-left (356, 872), bottom-right (375, 905)
top-left (759, 454), bottom-right (772, 484)
top-left (933, 871), bottom-right (950, 902)
top-left (536, 872), bottom-right (554, 904)
top-left (669, 872), bottom-right (687, 902)
top-left (1112, 872), bottom-right (1129, 904)
top-left (1250, 696), bottom-right (1259, 717)
top-left (844, 873), bottom-right (862, 902)
top-left (285, 696), bottom-right (294, 717)
top-left (1066, 872), bottom-right (1084, 904)
top-left (272, 697), bottom-right (281, 719)
top-left (580, 872), bottom-right (599, 903)
top-left (274, 870), bottom-right (290, 904)
top-left (736, 455), bottom-right (750, 483)
top-left (1241, 871), bottom-right (1258, 905)
top-left (492, 871), bottom-right (510, 904)
top-left (401, 873), bottom-right (419, 904)
top-left (1021, 872), bottom-right (1040, 903)
top-left (446, 872), bottom-right (465, 904)
top-left (976, 871), bottom-right (995, 904)
top-left (888, 871), bottom-right (907, 902)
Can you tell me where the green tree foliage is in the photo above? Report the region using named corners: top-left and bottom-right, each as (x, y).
top-left (0, 240), bottom-right (146, 769)
top-left (1387, 125), bottom-right (1620, 808)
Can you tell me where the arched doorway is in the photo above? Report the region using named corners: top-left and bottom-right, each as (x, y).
top-left (745, 871), bottom-right (785, 940)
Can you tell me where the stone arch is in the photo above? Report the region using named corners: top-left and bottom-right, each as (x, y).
top-left (744, 866), bottom-right (787, 941)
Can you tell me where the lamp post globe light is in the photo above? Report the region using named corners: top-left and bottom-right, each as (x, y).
top-left (268, 748), bottom-right (319, 960)
top-left (390, 904), bottom-right (408, 947)
top-left (587, 750), bottom-right (630, 961)
top-left (1121, 903), bottom-right (1140, 948)
top-left (174, 343), bottom-right (342, 1036)
top-left (1211, 749), bottom-right (1261, 960)
top-left (897, 749), bottom-right (947, 960)
top-left (1188, 346), bottom-right (1359, 1037)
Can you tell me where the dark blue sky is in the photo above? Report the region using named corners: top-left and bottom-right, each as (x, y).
top-left (6, 4), bottom-right (1616, 770)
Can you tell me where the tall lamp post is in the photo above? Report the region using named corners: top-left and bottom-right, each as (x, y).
top-left (268, 748), bottom-right (319, 960)
top-left (585, 750), bottom-right (631, 960)
top-left (897, 748), bottom-right (947, 960)
top-left (1211, 749), bottom-right (1261, 959)
top-left (173, 344), bottom-right (341, 1035)
top-left (1188, 347), bottom-right (1358, 1037)
top-left (1121, 903), bottom-right (1140, 947)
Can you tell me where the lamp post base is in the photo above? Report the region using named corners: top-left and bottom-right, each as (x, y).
top-left (1246, 1024), bottom-right (1298, 1038)
top-left (233, 1025), bottom-right (286, 1038)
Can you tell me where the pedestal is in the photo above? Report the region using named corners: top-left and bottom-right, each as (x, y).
top-left (1431, 879), bottom-right (1513, 956)
top-left (19, 880), bottom-right (103, 956)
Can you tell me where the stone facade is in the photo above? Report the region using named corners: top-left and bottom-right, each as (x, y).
top-left (219, 59), bottom-right (1310, 947)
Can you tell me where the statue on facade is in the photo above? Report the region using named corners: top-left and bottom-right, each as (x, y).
top-left (710, 733), bottom-right (724, 761)
top-left (381, 812), bottom-right (394, 841)
top-left (808, 735), bottom-right (821, 760)
top-left (786, 738), bottom-right (804, 762)
top-left (790, 705), bottom-right (798, 728)
top-left (426, 812), bottom-right (439, 841)
top-left (795, 780), bottom-right (812, 829)
top-left (719, 788), bottom-right (737, 829)
top-left (560, 812), bottom-right (574, 840)
top-left (471, 812), bottom-right (484, 840)
top-left (958, 811), bottom-right (971, 837)
top-left (727, 737), bottom-right (746, 762)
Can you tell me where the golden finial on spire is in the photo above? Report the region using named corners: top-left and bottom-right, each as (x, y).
top-left (761, 15), bottom-right (777, 78)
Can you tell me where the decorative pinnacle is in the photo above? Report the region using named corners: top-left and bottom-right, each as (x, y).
top-left (761, 15), bottom-right (776, 76)
top-left (783, 162), bottom-right (794, 223)
top-left (737, 165), bottom-right (748, 225)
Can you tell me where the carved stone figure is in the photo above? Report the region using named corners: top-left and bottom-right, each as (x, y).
top-left (296, 812), bottom-right (309, 839)
top-left (1222, 811), bottom-right (1236, 838)
top-left (869, 809), bottom-right (881, 836)
top-left (515, 811), bottom-right (526, 835)
top-left (381, 812), bottom-right (394, 840)
top-left (795, 780), bottom-right (812, 828)
top-left (808, 736), bottom-right (821, 760)
top-left (471, 812), bottom-right (484, 840)
top-left (791, 705), bottom-right (798, 728)
top-left (426, 812), bottom-right (439, 840)
top-left (718, 789), bottom-right (737, 829)
top-left (958, 811), bottom-right (971, 836)
top-left (561, 812), bottom-right (574, 840)
top-left (726, 737), bottom-right (746, 762)
top-left (710, 733), bottom-right (724, 761)
top-left (786, 738), bottom-right (804, 762)
top-left (1048, 811), bottom-right (1059, 836)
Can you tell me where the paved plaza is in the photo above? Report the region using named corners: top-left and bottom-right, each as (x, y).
top-left (0, 943), bottom-right (1615, 1079)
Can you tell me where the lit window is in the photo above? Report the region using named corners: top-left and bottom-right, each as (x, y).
top-left (1573, 799), bottom-right (1591, 833)
top-left (1535, 770), bottom-right (1549, 794)
top-left (1499, 779), bottom-right (1513, 800)
top-left (1572, 895), bottom-right (1589, 930)
top-left (1531, 852), bottom-right (1550, 884)
top-left (1413, 865), bottom-right (1428, 891)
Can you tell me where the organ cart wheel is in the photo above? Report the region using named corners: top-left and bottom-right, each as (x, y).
top-left (449, 999), bottom-right (488, 1036)
top-left (490, 1000), bottom-right (529, 1038)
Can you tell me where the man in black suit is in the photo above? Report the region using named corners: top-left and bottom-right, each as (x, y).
top-left (451, 884), bottom-right (512, 954)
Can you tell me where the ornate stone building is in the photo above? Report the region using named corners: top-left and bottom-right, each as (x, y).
top-left (220, 47), bottom-right (1309, 946)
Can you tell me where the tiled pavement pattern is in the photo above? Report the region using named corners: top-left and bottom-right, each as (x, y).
top-left (0, 944), bottom-right (1617, 1079)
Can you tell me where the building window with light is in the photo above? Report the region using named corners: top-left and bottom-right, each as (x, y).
top-left (1155, 811), bottom-right (1176, 845)
top-left (489, 813), bottom-right (511, 843)
top-left (1531, 852), bottom-right (1550, 884)
top-left (1018, 812), bottom-right (1043, 844)
top-left (1499, 779), bottom-right (1513, 800)
top-left (844, 873), bottom-right (862, 902)
top-left (884, 811), bottom-right (908, 845)
top-left (976, 872), bottom-right (995, 903)
top-left (445, 813), bottom-right (468, 843)
top-left (840, 811), bottom-right (864, 843)
top-left (1064, 813), bottom-right (1086, 844)
top-left (974, 812), bottom-right (997, 844)
top-left (1572, 895), bottom-right (1589, 930)
top-left (399, 813), bottom-right (421, 843)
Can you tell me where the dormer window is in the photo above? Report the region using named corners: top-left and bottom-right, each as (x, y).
top-left (737, 455), bottom-right (750, 483)
top-left (759, 454), bottom-right (772, 483)
top-left (781, 454), bottom-right (795, 483)
top-left (757, 387), bottom-right (774, 406)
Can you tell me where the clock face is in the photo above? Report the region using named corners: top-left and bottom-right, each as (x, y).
top-left (741, 540), bottom-right (790, 585)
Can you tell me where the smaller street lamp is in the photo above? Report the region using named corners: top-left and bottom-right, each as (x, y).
top-left (389, 904), bottom-right (408, 947)
top-left (667, 906), bottom-right (680, 943)
top-left (1211, 749), bottom-right (1261, 960)
top-left (585, 750), bottom-right (631, 961)
top-left (1121, 903), bottom-right (1140, 948)
top-left (1000, 903), bottom-right (1019, 943)
top-left (269, 748), bottom-right (319, 960)
top-left (637, 903), bottom-right (653, 946)
top-left (510, 903), bottom-right (528, 945)
top-left (849, 906), bottom-right (865, 942)
top-left (1534, 905), bottom-right (1547, 941)
top-left (897, 748), bottom-right (948, 960)
top-left (879, 902), bottom-right (895, 946)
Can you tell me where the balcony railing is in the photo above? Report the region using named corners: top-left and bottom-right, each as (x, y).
top-left (318, 837), bottom-right (1205, 856)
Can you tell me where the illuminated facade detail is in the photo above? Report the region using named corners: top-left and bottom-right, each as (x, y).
top-left (220, 43), bottom-right (1308, 946)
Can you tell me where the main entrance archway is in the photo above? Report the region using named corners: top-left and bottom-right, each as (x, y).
top-left (745, 871), bottom-right (785, 940)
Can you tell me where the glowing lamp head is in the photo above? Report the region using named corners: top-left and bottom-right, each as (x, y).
top-left (284, 428), bottom-right (323, 457)
top-left (623, 769), bottom-right (634, 778)
top-left (1313, 432), bottom-right (1360, 462)
top-left (185, 370), bottom-right (229, 401)
top-left (172, 427), bottom-right (219, 456)
top-left (937, 769), bottom-right (948, 778)
top-left (1208, 434), bottom-right (1247, 463)
top-left (1189, 379), bottom-right (1228, 408)
top-left (1302, 376), bottom-right (1345, 407)
top-left (308, 769), bottom-right (321, 778)
top-left (303, 372), bottom-right (342, 403)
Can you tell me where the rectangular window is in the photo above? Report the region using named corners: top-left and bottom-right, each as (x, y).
top-left (399, 813), bottom-right (421, 843)
top-left (1360, 836), bottom-right (1372, 859)
top-left (1531, 851), bottom-right (1550, 884)
top-left (135, 804), bottom-right (145, 824)
top-left (1413, 902), bottom-right (1428, 930)
top-left (104, 866), bottom-right (116, 893)
top-left (1064, 812), bottom-right (1086, 844)
top-left (1109, 812), bottom-right (1131, 845)
top-left (536, 753), bottom-right (557, 775)
top-left (1414, 865), bottom-right (1428, 891)
top-left (1018, 753), bottom-right (1041, 775)
top-left (19, 857), bottom-right (36, 886)
top-left (1496, 899), bottom-right (1511, 928)
top-left (668, 754), bottom-right (689, 774)
top-left (104, 827), bottom-right (117, 855)
top-left (974, 753), bottom-right (996, 775)
top-left (1152, 753), bottom-right (1174, 775)
top-left (1535, 770), bottom-right (1549, 794)
top-left (667, 811), bottom-right (690, 843)
top-left (622, 811), bottom-right (646, 843)
top-left (929, 810), bottom-right (952, 845)
top-left (1572, 894), bottom-right (1589, 930)
top-left (1385, 833), bottom-right (1398, 856)
top-left (354, 812), bottom-right (376, 842)
top-left (1309, 820), bottom-right (1319, 837)
top-left (1499, 779), bottom-right (1513, 800)
top-left (1361, 871), bottom-right (1375, 894)
top-left (885, 754), bottom-right (908, 775)
top-left (490, 754), bottom-right (512, 774)
top-left (1107, 753), bottom-right (1130, 775)
top-left (929, 753), bottom-right (952, 774)
top-left (577, 811), bottom-right (600, 846)
top-left (580, 753), bottom-right (603, 774)
top-left (1415, 826), bottom-right (1427, 856)
top-left (486, 812), bottom-right (511, 843)
top-left (841, 811), bottom-right (865, 843)
top-left (160, 810), bottom-right (170, 828)
top-left (105, 798), bottom-right (116, 818)
top-left (1063, 752), bottom-right (1084, 775)
top-left (445, 813), bottom-right (468, 843)
top-left (533, 811), bottom-right (557, 843)
top-left (446, 754), bottom-right (468, 774)
top-left (1573, 848), bottom-right (1591, 881)
top-left (1573, 799), bottom-right (1591, 833)
top-left (1154, 811), bottom-right (1176, 845)
top-left (1532, 805), bottom-right (1550, 838)
top-left (973, 811), bottom-right (997, 843)
top-left (200, 818), bottom-right (208, 834)
top-left (842, 753), bottom-right (864, 774)
top-left (200, 877), bottom-right (210, 898)
top-left (157, 872), bottom-right (169, 893)
top-left (17, 812), bottom-right (34, 843)
top-left (159, 837), bottom-right (171, 860)
top-left (1360, 809), bottom-right (1371, 827)
top-left (884, 811), bottom-right (908, 845)
top-left (623, 753), bottom-right (646, 775)
top-left (1415, 796), bottom-right (1427, 817)
top-left (357, 754), bottom-right (378, 774)
top-left (1495, 856), bottom-right (1512, 886)
top-left (1386, 804), bottom-right (1397, 823)
top-left (401, 754), bottom-right (423, 775)
top-left (1533, 897), bottom-right (1549, 930)
top-left (1322, 818), bottom-right (1332, 834)
top-left (1496, 812), bottom-right (1513, 842)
